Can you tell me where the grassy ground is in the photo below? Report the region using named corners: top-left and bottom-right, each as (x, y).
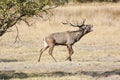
top-left (0, 2), bottom-right (120, 80)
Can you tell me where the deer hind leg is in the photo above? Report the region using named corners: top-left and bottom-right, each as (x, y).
top-left (38, 40), bottom-right (48, 62)
top-left (66, 45), bottom-right (74, 61)
top-left (48, 45), bottom-right (57, 62)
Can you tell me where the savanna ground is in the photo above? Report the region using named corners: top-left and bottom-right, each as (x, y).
top-left (0, 2), bottom-right (120, 80)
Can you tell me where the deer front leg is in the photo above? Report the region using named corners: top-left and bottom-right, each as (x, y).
top-left (66, 45), bottom-right (74, 61)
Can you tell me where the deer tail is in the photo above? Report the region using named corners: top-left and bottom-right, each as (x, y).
top-left (43, 37), bottom-right (48, 48)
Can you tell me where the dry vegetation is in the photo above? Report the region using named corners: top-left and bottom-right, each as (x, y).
top-left (0, 2), bottom-right (120, 80)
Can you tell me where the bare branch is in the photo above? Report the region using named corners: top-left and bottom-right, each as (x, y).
top-left (14, 25), bottom-right (21, 44)
top-left (21, 18), bottom-right (32, 27)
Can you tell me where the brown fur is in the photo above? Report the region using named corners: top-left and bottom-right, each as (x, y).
top-left (38, 23), bottom-right (93, 62)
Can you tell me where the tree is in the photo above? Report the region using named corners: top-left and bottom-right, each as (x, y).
top-left (0, 0), bottom-right (68, 36)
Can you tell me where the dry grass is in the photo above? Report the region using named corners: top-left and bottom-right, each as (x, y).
top-left (0, 2), bottom-right (120, 80)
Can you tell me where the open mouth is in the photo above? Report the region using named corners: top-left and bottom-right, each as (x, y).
top-left (90, 29), bottom-right (93, 32)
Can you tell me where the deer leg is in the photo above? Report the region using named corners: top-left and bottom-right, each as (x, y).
top-left (66, 45), bottom-right (74, 61)
top-left (66, 45), bottom-right (70, 61)
top-left (49, 45), bottom-right (57, 62)
top-left (38, 46), bottom-right (48, 62)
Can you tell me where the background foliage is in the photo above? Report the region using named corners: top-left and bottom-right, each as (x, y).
top-left (0, 0), bottom-right (68, 36)
top-left (72, 0), bottom-right (119, 2)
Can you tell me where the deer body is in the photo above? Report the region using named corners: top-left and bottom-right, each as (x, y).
top-left (46, 30), bottom-right (83, 46)
top-left (38, 19), bottom-right (93, 62)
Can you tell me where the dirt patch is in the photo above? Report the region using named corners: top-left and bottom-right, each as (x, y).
top-left (0, 69), bottom-right (120, 79)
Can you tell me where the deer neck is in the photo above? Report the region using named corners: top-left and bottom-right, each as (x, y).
top-left (75, 29), bottom-right (85, 41)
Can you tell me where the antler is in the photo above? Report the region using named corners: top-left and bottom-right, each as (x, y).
top-left (62, 19), bottom-right (85, 28)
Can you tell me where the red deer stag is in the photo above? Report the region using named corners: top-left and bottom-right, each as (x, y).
top-left (38, 19), bottom-right (93, 62)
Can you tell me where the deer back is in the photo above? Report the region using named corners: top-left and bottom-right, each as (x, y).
top-left (47, 32), bottom-right (69, 45)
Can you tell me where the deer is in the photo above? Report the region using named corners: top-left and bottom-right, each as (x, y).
top-left (38, 19), bottom-right (93, 62)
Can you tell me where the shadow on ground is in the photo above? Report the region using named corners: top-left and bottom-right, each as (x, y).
top-left (0, 69), bottom-right (120, 79)
top-left (0, 59), bottom-right (18, 63)
top-left (0, 59), bottom-right (23, 62)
